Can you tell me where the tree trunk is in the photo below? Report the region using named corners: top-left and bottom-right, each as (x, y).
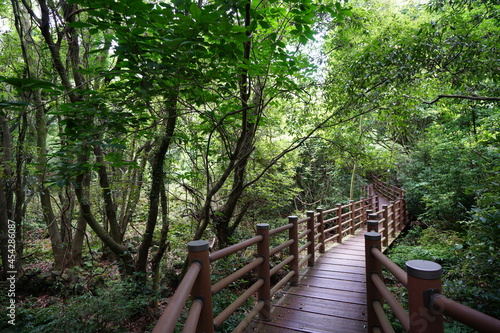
top-left (151, 178), bottom-right (170, 292)
top-left (94, 145), bottom-right (121, 244)
top-left (69, 172), bottom-right (90, 268)
top-left (119, 143), bottom-right (151, 242)
top-left (12, 0), bottom-right (71, 270)
top-left (74, 170), bottom-right (135, 275)
top-left (35, 104), bottom-right (67, 270)
top-left (135, 92), bottom-right (178, 278)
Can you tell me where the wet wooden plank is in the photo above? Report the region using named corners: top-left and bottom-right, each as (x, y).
top-left (245, 228), bottom-right (368, 333)
top-left (251, 307), bottom-right (367, 333)
top-left (315, 257), bottom-right (365, 267)
top-left (301, 269), bottom-right (365, 282)
top-left (298, 275), bottom-right (366, 293)
top-left (312, 263), bottom-right (365, 274)
top-left (275, 294), bottom-right (366, 321)
top-left (284, 285), bottom-right (366, 304)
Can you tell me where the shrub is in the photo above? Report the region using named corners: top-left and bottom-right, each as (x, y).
top-left (8, 279), bottom-right (152, 333)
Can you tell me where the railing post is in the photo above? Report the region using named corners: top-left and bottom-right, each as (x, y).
top-left (336, 203), bottom-right (343, 243)
top-left (367, 213), bottom-right (379, 233)
top-left (402, 197), bottom-right (408, 226)
top-left (361, 198), bottom-right (366, 225)
top-left (390, 201), bottom-right (397, 237)
top-left (257, 223), bottom-right (271, 321)
top-left (395, 200), bottom-right (402, 231)
top-left (307, 211), bottom-right (315, 267)
top-left (365, 232), bottom-right (383, 332)
top-left (188, 240), bottom-right (214, 333)
top-left (406, 260), bottom-right (444, 333)
top-left (382, 204), bottom-right (389, 247)
top-left (365, 209), bottom-right (373, 228)
top-left (288, 216), bottom-right (299, 286)
top-left (317, 208), bottom-right (325, 253)
top-left (349, 200), bottom-right (355, 235)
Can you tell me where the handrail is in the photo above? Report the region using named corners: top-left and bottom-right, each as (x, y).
top-left (370, 247), bottom-right (407, 287)
top-left (365, 179), bottom-right (500, 332)
top-left (430, 294), bottom-right (500, 332)
top-left (209, 235), bottom-right (263, 262)
top-left (153, 262), bottom-right (202, 333)
top-left (365, 186), bottom-right (500, 333)
top-left (153, 193), bottom-right (378, 332)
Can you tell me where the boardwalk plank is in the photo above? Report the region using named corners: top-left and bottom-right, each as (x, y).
top-left (244, 190), bottom-right (402, 332)
top-left (277, 294), bottom-right (366, 318)
top-left (252, 307), bottom-right (366, 333)
top-left (284, 285), bottom-right (366, 304)
top-left (312, 263), bottom-right (365, 274)
top-left (298, 275), bottom-right (366, 293)
top-left (246, 228), bottom-right (368, 333)
top-left (301, 269), bottom-right (365, 282)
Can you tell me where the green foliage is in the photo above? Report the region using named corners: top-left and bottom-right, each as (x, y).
top-left (387, 208), bottom-right (500, 323)
top-left (211, 288), bottom-right (253, 332)
top-left (7, 280), bottom-right (152, 333)
top-left (388, 226), bottom-right (463, 270)
top-left (450, 204), bottom-right (500, 317)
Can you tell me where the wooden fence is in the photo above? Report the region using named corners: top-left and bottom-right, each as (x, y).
top-left (364, 181), bottom-right (500, 333)
top-left (153, 193), bottom-right (383, 333)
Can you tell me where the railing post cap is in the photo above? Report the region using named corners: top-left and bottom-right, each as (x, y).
top-left (365, 232), bottom-right (381, 240)
top-left (406, 260), bottom-right (442, 279)
top-left (187, 240), bottom-right (210, 252)
top-left (368, 213), bottom-right (378, 219)
top-left (257, 223), bottom-right (269, 230)
top-left (307, 210), bottom-right (315, 215)
top-left (367, 220), bottom-right (378, 226)
top-left (288, 215), bottom-right (298, 220)
top-left (316, 207), bottom-right (323, 212)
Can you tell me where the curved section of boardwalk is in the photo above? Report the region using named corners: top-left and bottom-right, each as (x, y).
top-left (247, 230), bottom-right (367, 332)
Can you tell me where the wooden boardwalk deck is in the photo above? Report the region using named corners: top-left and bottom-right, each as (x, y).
top-left (246, 230), bottom-right (368, 333)
top-left (246, 194), bottom-right (394, 333)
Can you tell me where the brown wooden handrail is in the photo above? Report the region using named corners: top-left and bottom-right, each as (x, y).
top-left (365, 180), bottom-right (500, 332)
top-left (365, 223), bottom-right (500, 333)
top-left (430, 293), bottom-right (500, 332)
top-left (153, 262), bottom-right (202, 333)
top-left (153, 193), bottom-right (378, 332)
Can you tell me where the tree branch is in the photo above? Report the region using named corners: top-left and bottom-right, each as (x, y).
top-left (421, 94), bottom-right (500, 104)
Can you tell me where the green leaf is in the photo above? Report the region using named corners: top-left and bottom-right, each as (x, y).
top-left (189, 3), bottom-right (202, 20)
top-left (0, 76), bottom-right (61, 91)
top-left (260, 20), bottom-right (271, 29)
top-left (0, 100), bottom-right (29, 107)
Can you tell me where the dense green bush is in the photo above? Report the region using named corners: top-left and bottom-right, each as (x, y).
top-left (386, 214), bottom-right (499, 330)
top-left (2, 279), bottom-right (152, 333)
top-left (387, 226), bottom-right (463, 270)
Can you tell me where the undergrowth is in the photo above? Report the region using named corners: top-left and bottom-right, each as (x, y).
top-left (1, 279), bottom-right (154, 333)
top-left (384, 220), bottom-right (499, 332)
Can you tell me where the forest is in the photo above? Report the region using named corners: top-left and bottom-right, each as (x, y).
top-left (0, 0), bottom-right (498, 331)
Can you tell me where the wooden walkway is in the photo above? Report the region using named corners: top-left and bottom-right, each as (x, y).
top-left (246, 194), bottom-right (393, 333)
top-left (247, 230), bottom-right (368, 332)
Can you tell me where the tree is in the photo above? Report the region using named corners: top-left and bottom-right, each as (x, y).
top-left (1, 0), bottom-right (354, 281)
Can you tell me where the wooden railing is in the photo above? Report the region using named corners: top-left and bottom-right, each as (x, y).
top-left (364, 184), bottom-right (500, 333)
top-left (153, 195), bottom-right (379, 333)
top-left (372, 176), bottom-right (405, 202)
